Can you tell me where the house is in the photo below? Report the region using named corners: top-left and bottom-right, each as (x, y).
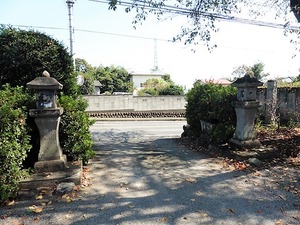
top-left (130, 70), bottom-right (167, 90)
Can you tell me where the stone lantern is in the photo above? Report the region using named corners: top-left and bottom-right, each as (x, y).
top-left (27, 71), bottom-right (67, 173)
top-left (230, 73), bottom-right (263, 149)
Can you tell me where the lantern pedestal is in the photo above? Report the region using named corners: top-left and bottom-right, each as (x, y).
top-left (230, 99), bottom-right (261, 149)
top-left (29, 108), bottom-right (67, 173)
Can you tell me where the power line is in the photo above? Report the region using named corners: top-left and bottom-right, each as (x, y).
top-left (89, 0), bottom-right (300, 31)
top-left (0, 23), bottom-right (171, 42)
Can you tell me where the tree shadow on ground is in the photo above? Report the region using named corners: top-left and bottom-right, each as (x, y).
top-left (1, 129), bottom-right (299, 225)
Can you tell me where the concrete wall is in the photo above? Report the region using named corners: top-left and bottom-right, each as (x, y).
top-left (84, 83), bottom-right (300, 119)
top-left (83, 95), bottom-right (186, 112)
top-left (258, 82), bottom-right (300, 121)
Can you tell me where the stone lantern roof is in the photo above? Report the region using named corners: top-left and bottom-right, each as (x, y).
top-left (27, 71), bottom-right (63, 90)
top-left (231, 74), bottom-right (263, 88)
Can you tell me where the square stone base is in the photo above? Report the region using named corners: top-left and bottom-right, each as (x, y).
top-left (34, 158), bottom-right (67, 173)
top-left (19, 161), bottom-right (82, 193)
top-left (229, 138), bottom-right (261, 149)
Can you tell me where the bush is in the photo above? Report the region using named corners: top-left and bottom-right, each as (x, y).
top-left (0, 27), bottom-right (95, 164)
top-left (0, 26), bottom-right (79, 96)
top-left (0, 85), bottom-right (32, 203)
top-left (59, 95), bottom-right (95, 164)
top-left (185, 82), bottom-right (237, 143)
top-left (159, 84), bottom-right (184, 95)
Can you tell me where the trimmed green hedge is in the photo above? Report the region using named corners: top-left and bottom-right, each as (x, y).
top-left (185, 82), bottom-right (237, 143)
top-left (0, 85), bottom-right (32, 203)
top-left (59, 95), bottom-right (95, 165)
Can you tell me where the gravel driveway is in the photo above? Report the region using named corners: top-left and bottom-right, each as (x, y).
top-left (0, 121), bottom-right (299, 225)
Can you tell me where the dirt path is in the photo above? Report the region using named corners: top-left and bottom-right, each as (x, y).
top-left (0, 121), bottom-right (299, 225)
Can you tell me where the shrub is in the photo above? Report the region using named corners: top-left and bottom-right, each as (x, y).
top-left (0, 26), bottom-right (79, 96)
top-left (159, 84), bottom-right (184, 95)
top-left (0, 27), bottom-right (95, 166)
top-left (59, 95), bottom-right (95, 164)
top-left (185, 82), bottom-right (237, 143)
top-left (0, 85), bottom-right (32, 203)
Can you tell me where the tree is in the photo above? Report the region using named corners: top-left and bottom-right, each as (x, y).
top-left (0, 26), bottom-right (78, 96)
top-left (159, 84), bottom-right (184, 95)
top-left (75, 58), bottom-right (95, 95)
top-left (94, 65), bottom-right (132, 94)
top-left (0, 26), bottom-right (95, 166)
top-left (108, 1), bottom-right (292, 49)
top-left (138, 78), bottom-right (168, 96)
top-left (230, 62), bottom-right (269, 81)
top-left (138, 77), bottom-right (184, 96)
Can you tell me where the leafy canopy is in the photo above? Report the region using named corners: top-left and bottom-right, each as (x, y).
top-left (138, 76), bottom-right (184, 96)
top-left (108, 0), bottom-right (295, 50)
top-left (230, 62), bottom-right (270, 81)
top-left (94, 65), bottom-right (133, 94)
top-left (0, 26), bottom-right (78, 96)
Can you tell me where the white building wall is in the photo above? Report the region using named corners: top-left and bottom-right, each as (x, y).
top-left (131, 74), bottom-right (163, 89)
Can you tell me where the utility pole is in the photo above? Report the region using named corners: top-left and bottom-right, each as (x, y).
top-left (66, 0), bottom-right (75, 68)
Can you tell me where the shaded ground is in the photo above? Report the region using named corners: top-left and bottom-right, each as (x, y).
top-left (180, 127), bottom-right (300, 197)
top-left (0, 121), bottom-right (299, 225)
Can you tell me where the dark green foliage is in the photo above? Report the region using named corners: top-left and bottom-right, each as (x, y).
top-left (80, 74), bottom-right (95, 95)
top-left (59, 95), bottom-right (95, 165)
top-left (75, 58), bottom-right (95, 95)
top-left (94, 66), bottom-right (132, 94)
top-left (138, 77), bottom-right (184, 96)
top-left (185, 82), bottom-right (237, 143)
top-left (0, 85), bottom-right (32, 203)
top-left (0, 29), bottom-right (96, 203)
top-left (0, 26), bottom-right (79, 96)
top-left (159, 84), bottom-right (184, 95)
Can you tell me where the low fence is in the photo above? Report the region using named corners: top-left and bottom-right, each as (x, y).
top-left (83, 95), bottom-right (186, 119)
top-left (83, 81), bottom-right (300, 121)
top-left (258, 81), bottom-right (300, 123)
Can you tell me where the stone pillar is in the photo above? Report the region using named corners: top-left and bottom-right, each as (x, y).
top-left (265, 80), bottom-right (278, 124)
top-left (27, 71), bottom-right (67, 173)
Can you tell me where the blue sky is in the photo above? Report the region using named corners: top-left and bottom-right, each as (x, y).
top-left (1, 0), bottom-right (300, 88)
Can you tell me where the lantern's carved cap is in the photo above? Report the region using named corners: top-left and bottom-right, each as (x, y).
top-left (26, 71), bottom-right (63, 90)
top-left (231, 74), bottom-right (263, 87)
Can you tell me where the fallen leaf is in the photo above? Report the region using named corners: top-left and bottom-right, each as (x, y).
top-left (6, 200), bottom-right (15, 206)
top-left (185, 178), bottom-right (197, 183)
top-left (253, 171), bottom-right (261, 176)
top-left (0, 214), bottom-right (8, 220)
top-left (36, 195), bottom-right (43, 200)
top-left (195, 191), bottom-right (204, 196)
top-left (256, 209), bottom-right (263, 213)
top-left (61, 194), bottom-right (68, 199)
top-left (228, 208), bottom-right (235, 214)
top-left (159, 217), bottom-right (169, 222)
top-left (66, 196), bottom-right (73, 203)
top-left (278, 195), bottom-right (286, 201)
top-left (275, 219), bottom-right (282, 225)
top-left (234, 161), bottom-right (247, 170)
top-left (28, 205), bottom-right (43, 214)
top-left (128, 204), bottom-right (135, 208)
